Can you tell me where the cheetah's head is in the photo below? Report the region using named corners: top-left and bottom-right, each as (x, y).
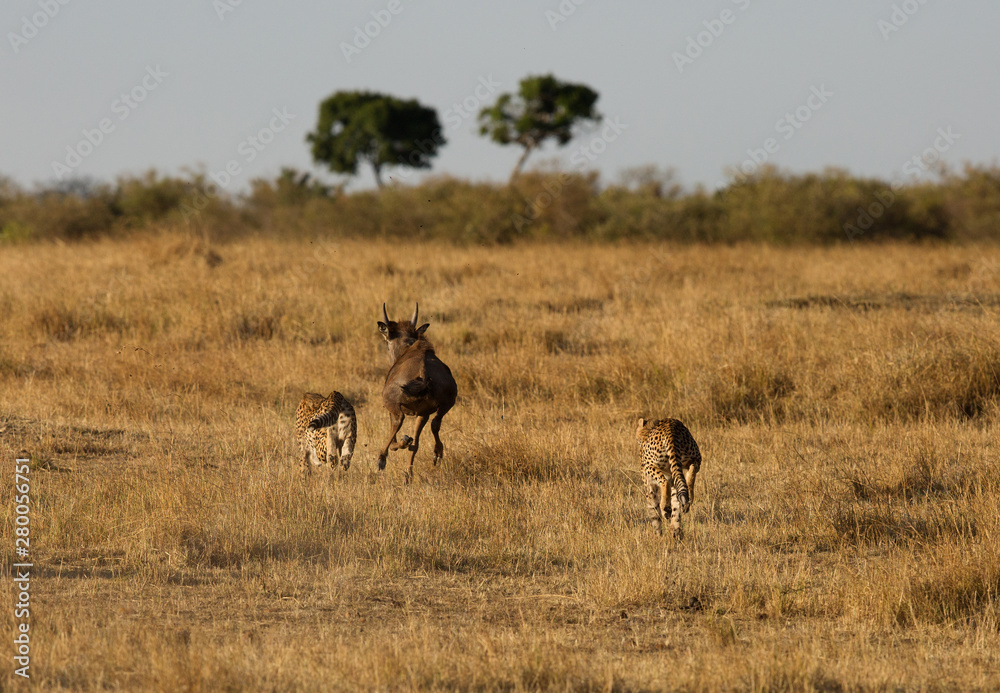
top-left (636, 417), bottom-right (648, 439)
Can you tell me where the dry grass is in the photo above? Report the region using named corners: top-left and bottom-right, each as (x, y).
top-left (1, 234), bottom-right (1000, 691)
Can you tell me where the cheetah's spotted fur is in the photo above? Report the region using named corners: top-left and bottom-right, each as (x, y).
top-left (295, 392), bottom-right (357, 475)
top-left (636, 417), bottom-right (702, 539)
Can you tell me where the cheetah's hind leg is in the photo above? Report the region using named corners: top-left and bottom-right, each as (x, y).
top-left (669, 487), bottom-right (684, 540)
top-left (645, 481), bottom-right (664, 535)
top-left (302, 435), bottom-right (319, 477)
top-left (332, 411), bottom-right (355, 471)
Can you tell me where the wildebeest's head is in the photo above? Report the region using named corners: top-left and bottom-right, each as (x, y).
top-left (378, 303), bottom-right (430, 363)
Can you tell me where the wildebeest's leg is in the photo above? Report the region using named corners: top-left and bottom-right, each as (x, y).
top-left (378, 411), bottom-right (406, 471)
top-left (429, 403), bottom-right (452, 466)
top-left (388, 421), bottom-right (413, 451)
top-left (404, 415), bottom-right (429, 484)
top-left (389, 435), bottom-right (413, 451)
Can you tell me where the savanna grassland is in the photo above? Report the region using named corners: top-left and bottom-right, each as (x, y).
top-left (2, 234), bottom-right (1000, 691)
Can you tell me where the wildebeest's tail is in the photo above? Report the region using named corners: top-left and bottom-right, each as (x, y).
top-left (400, 377), bottom-right (430, 397)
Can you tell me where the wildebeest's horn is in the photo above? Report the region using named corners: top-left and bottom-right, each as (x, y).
top-left (411, 302), bottom-right (419, 325)
top-left (382, 303), bottom-right (390, 324)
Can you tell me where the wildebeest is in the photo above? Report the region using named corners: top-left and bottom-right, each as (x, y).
top-left (376, 303), bottom-right (457, 482)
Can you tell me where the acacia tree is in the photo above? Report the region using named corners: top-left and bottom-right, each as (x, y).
top-left (306, 91), bottom-right (444, 188)
top-left (478, 74), bottom-right (601, 183)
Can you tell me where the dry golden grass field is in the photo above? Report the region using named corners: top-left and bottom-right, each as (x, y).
top-left (2, 234), bottom-right (1000, 691)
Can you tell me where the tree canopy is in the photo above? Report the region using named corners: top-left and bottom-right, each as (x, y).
top-left (478, 74), bottom-right (601, 182)
top-left (306, 91), bottom-right (443, 188)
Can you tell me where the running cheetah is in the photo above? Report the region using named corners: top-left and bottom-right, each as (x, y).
top-left (295, 392), bottom-right (357, 475)
top-left (636, 417), bottom-right (702, 539)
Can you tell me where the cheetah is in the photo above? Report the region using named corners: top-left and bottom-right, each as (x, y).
top-left (295, 392), bottom-right (357, 475)
top-left (636, 417), bottom-right (702, 539)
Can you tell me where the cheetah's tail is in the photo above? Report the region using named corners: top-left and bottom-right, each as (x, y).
top-left (670, 465), bottom-right (690, 511)
top-left (676, 486), bottom-right (690, 511)
top-left (308, 397), bottom-right (350, 430)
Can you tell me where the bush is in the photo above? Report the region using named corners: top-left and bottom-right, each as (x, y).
top-left (4, 164), bottom-right (1000, 244)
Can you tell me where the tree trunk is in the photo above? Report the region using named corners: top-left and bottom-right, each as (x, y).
top-left (372, 162), bottom-right (384, 189)
top-left (509, 144), bottom-right (535, 185)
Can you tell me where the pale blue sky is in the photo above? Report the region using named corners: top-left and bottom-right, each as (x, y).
top-left (2, 1), bottom-right (996, 192)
